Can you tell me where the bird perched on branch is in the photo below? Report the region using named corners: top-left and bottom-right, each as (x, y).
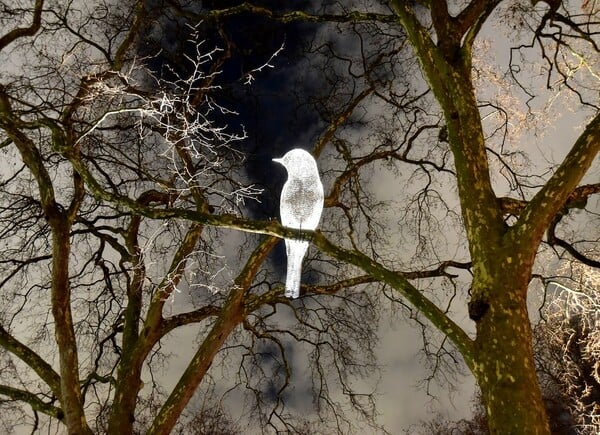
top-left (273, 149), bottom-right (324, 298)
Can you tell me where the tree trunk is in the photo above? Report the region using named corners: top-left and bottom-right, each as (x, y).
top-left (107, 354), bottom-right (145, 434)
top-left (107, 241), bottom-right (146, 434)
top-left (107, 323), bottom-right (161, 433)
top-left (50, 216), bottom-right (93, 435)
top-left (473, 261), bottom-right (550, 434)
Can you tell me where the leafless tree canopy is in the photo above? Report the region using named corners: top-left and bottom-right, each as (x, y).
top-left (0, 1), bottom-right (598, 434)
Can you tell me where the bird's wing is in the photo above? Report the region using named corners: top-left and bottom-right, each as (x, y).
top-left (280, 177), bottom-right (324, 230)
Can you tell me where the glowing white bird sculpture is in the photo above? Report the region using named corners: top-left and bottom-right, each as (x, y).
top-left (273, 149), bottom-right (324, 298)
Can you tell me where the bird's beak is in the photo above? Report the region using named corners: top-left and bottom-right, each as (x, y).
top-left (272, 158), bottom-right (283, 165)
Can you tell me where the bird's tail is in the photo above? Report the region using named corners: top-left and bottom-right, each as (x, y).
top-left (285, 240), bottom-right (309, 298)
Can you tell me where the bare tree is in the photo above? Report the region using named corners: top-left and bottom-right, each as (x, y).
top-left (1, 1), bottom-right (599, 434)
top-left (183, 2), bottom-right (599, 433)
top-left (1, 1), bottom-right (380, 434)
top-left (0, 1), bottom-right (260, 433)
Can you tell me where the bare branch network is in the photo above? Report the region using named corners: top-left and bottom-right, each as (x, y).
top-left (0, 1), bottom-right (599, 434)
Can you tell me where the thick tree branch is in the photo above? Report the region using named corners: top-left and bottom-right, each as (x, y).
top-left (0, 384), bottom-right (63, 420)
top-left (456, 0), bottom-right (502, 53)
top-left (0, 325), bottom-right (61, 397)
top-left (419, 0), bottom-right (502, 71)
top-left (50, 218), bottom-right (92, 435)
top-left (148, 236), bottom-right (278, 435)
top-left (0, 0), bottom-right (44, 52)
top-left (161, 306), bottom-right (222, 336)
top-left (389, 2), bottom-right (437, 72)
top-left (499, 183), bottom-right (600, 216)
top-left (105, 210), bottom-right (147, 433)
top-left (510, 112), bottom-right (600, 249)
top-left (430, 1), bottom-right (456, 51)
top-left (311, 231), bottom-right (475, 368)
top-left (198, 3), bottom-right (397, 24)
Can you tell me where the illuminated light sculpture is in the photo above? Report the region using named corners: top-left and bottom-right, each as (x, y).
top-left (273, 149), bottom-right (324, 298)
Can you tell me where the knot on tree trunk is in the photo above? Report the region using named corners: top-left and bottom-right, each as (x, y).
top-left (468, 298), bottom-right (490, 322)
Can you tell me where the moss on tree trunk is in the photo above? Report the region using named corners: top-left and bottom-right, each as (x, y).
top-left (472, 258), bottom-right (550, 434)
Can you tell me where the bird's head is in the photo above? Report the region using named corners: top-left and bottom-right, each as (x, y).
top-left (272, 148), bottom-right (318, 177)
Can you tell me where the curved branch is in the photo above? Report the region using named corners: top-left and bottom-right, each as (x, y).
top-left (0, 384), bottom-right (63, 420)
top-left (547, 216), bottom-right (600, 269)
top-left (198, 3), bottom-right (397, 24)
top-left (511, 112), bottom-right (600, 249)
top-left (0, 0), bottom-right (44, 52)
top-left (0, 324), bottom-right (61, 397)
top-left (311, 232), bottom-right (475, 369)
top-left (160, 306), bottom-right (221, 336)
top-left (0, 86), bottom-right (58, 220)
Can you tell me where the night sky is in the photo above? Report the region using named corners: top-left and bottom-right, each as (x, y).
top-left (3, 1), bottom-right (598, 433)
top-left (136, 2), bottom-right (476, 430)
top-left (141, 1), bottom-right (325, 220)
top-left (129, 1), bottom-right (598, 431)
top-left (137, 2), bottom-right (338, 299)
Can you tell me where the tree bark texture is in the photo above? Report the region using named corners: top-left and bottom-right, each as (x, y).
top-left (50, 216), bottom-right (93, 435)
top-left (390, 2), bottom-right (555, 432)
top-left (473, 257), bottom-right (550, 434)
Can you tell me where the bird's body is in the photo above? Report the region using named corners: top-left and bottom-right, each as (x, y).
top-left (273, 149), bottom-right (324, 298)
